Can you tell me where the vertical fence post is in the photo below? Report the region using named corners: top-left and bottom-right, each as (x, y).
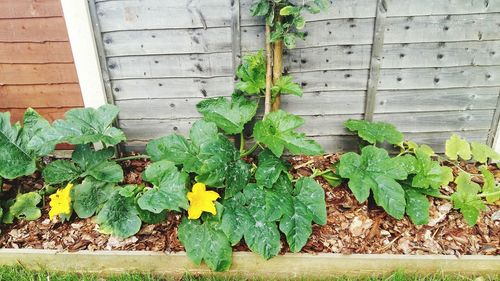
top-left (488, 90), bottom-right (500, 152)
top-left (231, 0), bottom-right (242, 88)
top-left (364, 0), bottom-right (387, 121)
top-left (61, 0), bottom-right (109, 109)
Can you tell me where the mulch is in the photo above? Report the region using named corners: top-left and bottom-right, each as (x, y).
top-left (0, 154), bottom-right (498, 256)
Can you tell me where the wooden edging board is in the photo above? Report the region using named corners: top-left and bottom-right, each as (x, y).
top-left (0, 249), bottom-right (498, 278)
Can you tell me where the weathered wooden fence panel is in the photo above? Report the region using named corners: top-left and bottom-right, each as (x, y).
top-left (91, 0), bottom-right (500, 152)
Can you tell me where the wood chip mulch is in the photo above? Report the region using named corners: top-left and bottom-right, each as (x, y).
top-left (0, 154), bottom-right (498, 256)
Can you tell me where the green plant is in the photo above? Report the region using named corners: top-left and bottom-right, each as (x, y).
top-left (333, 119), bottom-right (499, 226)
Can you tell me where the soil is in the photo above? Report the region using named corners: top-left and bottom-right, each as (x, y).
top-left (0, 154), bottom-right (498, 256)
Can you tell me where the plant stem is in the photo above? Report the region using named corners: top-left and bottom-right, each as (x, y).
top-left (241, 143), bottom-right (259, 157)
top-left (310, 169), bottom-right (332, 178)
top-left (271, 23), bottom-right (283, 112)
top-left (436, 155), bottom-right (482, 177)
top-left (114, 155), bottom-right (150, 162)
top-left (477, 190), bottom-right (500, 198)
top-left (239, 132), bottom-right (245, 153)
top-left (430, 193), bottom-right (452, 200)
top-left (264, 24), bottom-right (273, 116)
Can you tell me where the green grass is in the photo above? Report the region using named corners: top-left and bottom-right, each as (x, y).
top-left (0, 266), bottom-right (497, 281)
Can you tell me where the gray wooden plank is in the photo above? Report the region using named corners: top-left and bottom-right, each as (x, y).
top-left (107, 53), bottom-right (233, 79)
top-left (240, 0), bottom-right (500, 25)
top-left (241, 14), bottom-right (500, 50)
top-left (111, 77), bottom-right (234, 100)
top-left (110, 65), bottom-right (500, 94)
top-left (375, 87), bottom-right (500, 113)
top-left (377, 65), bottom-right (500, 90)
top-left (231, 0), bottom-right (242, 75)
top-left (95, 0), bottom-right (232, 32)
top-left (374, 110), bottom-right (494, 133)
top-left (102, 28), bottom-right (232, 56)
top-left (115, 92), bottom-right (365, 118)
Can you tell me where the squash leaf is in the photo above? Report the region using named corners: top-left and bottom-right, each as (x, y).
top-left (95, 188), bottom-right (142, 238)
top-left (411, 149), bottom-right (453, 189)
top-left (402, 185), bottom-right (430, 225)
top-left (146, 134), bottom-right (200, 172)
top-left (471, 142), bottom-right (500, 164)
top-left (72, 177), bottom-right (115, 218)
top-left (53, 104), bottom-right (125, 147)
top-left (445, 134), bottom-right (471, 161)
top-left (196, 135), bottom-right (240, 187)
top-left (137, 160), bottom-right (189, 213)
top-left (272, 75), bottom-right (303, 97)
top-left (255, 149), bottom-right (288, 188)
top-left (338, 146), bottom-right (408, 219)
top-left (344, 119), bottom-right (404, 145)
top-left (43, 144), bottom-right (123, 185)
top-left (3, 192), bottom-right (42, 223)
top-left (0, 109), bottom-right (61, 179)
top-left (479, 166), bottom-right (499, 203)
top-left (196, 93), bottom-right (258, 135)
top-left (178, 218), bottom-right (232, 272)
top-left (235, 51), bottom-right (266, 95)
top-left (253, 110), bottom-right (324, 157)
top-left (451, 173), bottom-right (487, 226)
top-left (225, 159), bottom-right (251, 199)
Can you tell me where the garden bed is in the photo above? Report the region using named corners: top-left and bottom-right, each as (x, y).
top-left (1, 155), bottom-right (498, 275)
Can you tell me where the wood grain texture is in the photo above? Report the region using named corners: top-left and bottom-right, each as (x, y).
top-left (241, 14), bottom-right (500, 50)
top-left (2, 107), bottom-right (78, 123)
top-left (0, 63), bottom-right (79, 85)
top-left (0, 17), bottom-right (69, 42)
top-left (95, 0), bottom-right (232, 32)
top-left (107, 52), bottom-right (233, 79)
top-left (0, 0), bottom-right (63, 19)
top-left (0, 249), bottom-right (498, 277)
top-left (0, 84), bottom-right (83, 108)
top-left (0, 42), bottom-right (73, 63)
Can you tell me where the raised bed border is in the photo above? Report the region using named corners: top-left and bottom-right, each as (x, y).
top-left (0, 249), bottom-right (498, 278)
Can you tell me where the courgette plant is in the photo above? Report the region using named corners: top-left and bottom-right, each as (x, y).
top-left (319, 120), bottom-right (500, 226)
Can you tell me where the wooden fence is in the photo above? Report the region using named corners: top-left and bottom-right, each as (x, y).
top-left (0, 0), bottom-right (83, 123)
top-left (90, 0), bottom-right (500, 152)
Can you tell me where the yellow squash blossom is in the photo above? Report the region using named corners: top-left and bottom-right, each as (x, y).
top-left (49, 183), bottom-right (73, 220)
top-left (187, 182), bottom-right (220, 220)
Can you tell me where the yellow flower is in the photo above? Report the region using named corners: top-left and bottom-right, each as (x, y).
top-left (49, 183), bottom-right (73, 220)
top-left (187, 182), bottom-right (220, 220)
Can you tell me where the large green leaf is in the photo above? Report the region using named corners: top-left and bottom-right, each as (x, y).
top-left (3, 192), bottom-right (41, 223)
top-left (225, 159), bottom-right (251, 198)
top-left (178, 218), bottom-right (232, 272)
top-left (137, 160), bottom-right (189, 213)
top-left (72, 177), bottom-right (115, 218)
top-left (196, 93), bottom-right (258, 135)
top-left (411, 149), bottom-right (453, 189)
top-left (0, 109), bottom-right (60, 179)
top-left (344, 119), bottom-right (404, 145)
top-left (196, 135), bottom-right (239, 187)
top-left (450, 172), bottom-right (487, 226)
top-left (471, 142), bottom-right (500, 164)
top-left (479, 166), bottom-right (499, 203)
top-left (43, 144), bottom-right (123, 185)
top-left (235, 51), bottom-right (266, 95)
top-left (338, 146), bottom-right (407, 219)
top-left (445, 134), bottom-right (471, 161)
top-left (255, 149), bottom-right (288, 188)
top-left (53, 104), bottom-right (125, 147)
top-left (403, 186), bottom-right (430, 225)
top-left (253, 110), bottom-right (324, 157)
top-left (250, 0), bottom-right (270, 16)
top-left (146, 134), bottom-right (200, 172)
top-left (220, 193), bottom-right (252, 245)
top-left (95, 189), bottom-right (142, 238)
top-left (189, 120), bottom-right (219, 148)
top-left (295, 177), bottom-right (327, 225)
top-left (279, 198), bottom-right (313, 252)
top-left (271, 76), bottom-right (303, 97)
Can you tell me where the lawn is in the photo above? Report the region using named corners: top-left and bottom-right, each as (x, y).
top-left (0, 266), bottom-right (497, 281)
